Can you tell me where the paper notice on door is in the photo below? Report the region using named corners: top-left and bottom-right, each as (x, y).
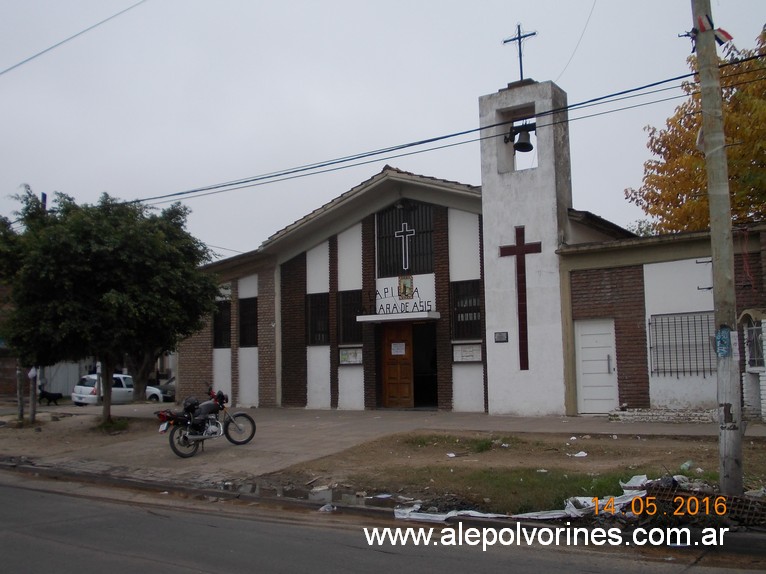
top-left (391, 342), bottom-right (406, 356)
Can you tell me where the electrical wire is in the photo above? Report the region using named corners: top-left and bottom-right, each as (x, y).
top-left (0, 0), bottom-right (149, 78)
top-left (555, 0), bottom-right (597, 82)
top-left (137, 53), bottom-right (765, 206)
top-left (137, 72), bottom-right (700, 205)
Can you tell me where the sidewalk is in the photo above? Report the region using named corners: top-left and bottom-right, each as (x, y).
top-left (1, 400), bottom-right (764, 492)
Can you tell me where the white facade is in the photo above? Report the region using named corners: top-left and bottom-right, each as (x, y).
top-left (479, 81), bottom-right (571, 415)
top-left (238, 273), bottom-right (259, 407)
top-left (643, 259), bottom-right (717, 410)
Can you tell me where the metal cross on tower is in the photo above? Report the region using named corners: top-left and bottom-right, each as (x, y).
top-left (503, 23), bottom-right (537, 82)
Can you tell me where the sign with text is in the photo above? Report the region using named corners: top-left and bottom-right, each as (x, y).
top-left (375, 273), bottom-right (435, 315)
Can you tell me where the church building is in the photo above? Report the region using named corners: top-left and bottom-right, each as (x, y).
top-left (177, 79), bottom-right (766, 420)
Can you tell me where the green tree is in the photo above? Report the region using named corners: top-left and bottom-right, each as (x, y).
top-left (0, 191), bottom-right (220, 421)
top-left (625, 28), bottom-right (766, 233)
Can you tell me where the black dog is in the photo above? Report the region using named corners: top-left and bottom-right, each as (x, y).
top-left (38, 389), bottom-right (63, 406)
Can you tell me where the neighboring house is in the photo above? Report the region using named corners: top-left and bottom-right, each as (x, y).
top-left (177, 79), bottom-right (766, 421)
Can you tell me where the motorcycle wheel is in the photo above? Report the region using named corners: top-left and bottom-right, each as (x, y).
top-left (169, 425), bottom-right (199, 458)
top-left (224, 412), bottom-right (256, 445)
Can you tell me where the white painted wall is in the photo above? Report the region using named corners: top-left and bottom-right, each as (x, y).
top-left (238, 347), bottom-right (259, 407)
top-left (479, 82), bottom-right (568, 415)
top-left (644, 259), bottom-right (713, 314)
top-left (448, 209), bottom-right (481, 281)
top-left (338, 223), bottom-right (363, 291)
top-left (44, 361), bottom-right (85, 395)
top-left (452, 364), bottom-right (485, 412)
top-left (239, 273), bottom-right (259, 298)
top-left (644, 259), bottom-right (716, 409)
top-left (338, 365), bottom-right (365, 409)
top-left (307, 346), bottom-right (331, 408)
top-left (306, 241), bottom-right (330, 294)
top-left (237, 273), bottom-right (259, 407)
top-left (213, 348), bottom-right (232, 400)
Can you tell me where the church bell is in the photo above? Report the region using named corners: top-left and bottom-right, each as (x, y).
top-left (513, 130), bottom-right (533, 153)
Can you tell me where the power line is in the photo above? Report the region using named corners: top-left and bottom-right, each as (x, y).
top-left (0, 0), bottom-right (149, 78)
top-left (555, 0), bottom-right (597, 82)
top-left (112, 53), bottom-right (763, 209)
top-left (138, 70), bottom-right (702, 205)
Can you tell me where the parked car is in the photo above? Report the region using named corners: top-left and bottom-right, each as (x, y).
top-left (155, 377), bottom-right (176, 402)
top-left (71, 374), bottom-right (162, 405)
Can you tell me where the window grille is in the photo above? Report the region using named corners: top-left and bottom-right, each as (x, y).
top-left (306, 292), bottom-right (330, 346)
top-left (451, 280), bottom-right (482, 340)
top-left (337, 290), bottom-right (363, 344)
top-left (745, 320), bottom-right (764, 368)
top-left (648, 311), bottom-right (715, 377)
top-left (239, 297), bottom-right (258, 348)
top-left (377, 201), bottom-right (433, 278)
top-left (213, 300), bottom-right (231, 349)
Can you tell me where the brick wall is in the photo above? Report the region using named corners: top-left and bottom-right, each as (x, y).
top-left (433, 206), bottom-right (453, 410)
top-left (0, 355), bottom-right (17, 395)
top-left (362, 214), bottom-right (379, 408)
top-left (281, 253), bottom-right (307, 407)
top-left (570, 265), bottom-right (650, 408)
top-left (479, 215), bottom-right (488, 414)
top-left (258, 265), bottom-right (277, 407)
top-left (177, 317), bottom-right (214, 401)
top-left (230, 281), bottom-right (239, 404)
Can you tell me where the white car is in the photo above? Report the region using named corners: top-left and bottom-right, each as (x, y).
top-left (71, 374), bottom-right (162, 405)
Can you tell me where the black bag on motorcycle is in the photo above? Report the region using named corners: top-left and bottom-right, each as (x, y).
top-left (192, 399), bottom-right (220, 429)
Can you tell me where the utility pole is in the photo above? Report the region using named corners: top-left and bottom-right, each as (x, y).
top-left (691, 0), bottom-right (742, 495)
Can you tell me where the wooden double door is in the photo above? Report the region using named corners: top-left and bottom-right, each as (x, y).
top-left (382, 322), bottom-right (437, 408)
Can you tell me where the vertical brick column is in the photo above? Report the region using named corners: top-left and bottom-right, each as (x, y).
top-left (281, 253), bottom-right (307, 407)
top-left (329, 236), bottom-right (339, 408)
top-left (230, 281), bottom-right (240, 404)
top-left (258, 262), bottom-right (277, 407)
top-left (433, 206), bottom-right (452, 410)
top-left (177, 319), bottom-right (214, 400)
top-left (361, 214), bottom-right (378, 409)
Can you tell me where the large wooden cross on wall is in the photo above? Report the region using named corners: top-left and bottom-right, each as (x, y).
top-left (499, 226), bottom-right (541, 371)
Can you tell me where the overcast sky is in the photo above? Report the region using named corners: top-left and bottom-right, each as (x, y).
top-left (1, 1), bottom-right (763, 259)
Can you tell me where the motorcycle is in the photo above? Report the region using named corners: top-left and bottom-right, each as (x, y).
top-left (155, 387), bottom-right (256, 458)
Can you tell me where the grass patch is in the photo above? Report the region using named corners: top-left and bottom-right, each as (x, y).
top-left (401, 433), bottom-right (525, 453)
top-left (95, 417), bottom-right (130, 433)
top-left (354, 465), bottom-right (656, 515)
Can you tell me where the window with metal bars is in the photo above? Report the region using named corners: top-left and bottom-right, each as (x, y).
top-left (337, 290), bottom-right (363, 344)
top-left (648, 311), bottom-right (715, 377)
top-left (451, 280), bottom-right (482, 340)
top-left (213, 300), bottom-right (231, 349)
top-left (306, 292), bottom-right (330, 346)
top-left (377, 201), bottom-right (433, 278)
top-left (745, 320), bottom-right (764, 369)
top-left (239, 297), bottom-right (258, 348)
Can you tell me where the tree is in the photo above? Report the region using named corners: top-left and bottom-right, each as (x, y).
top-left (625, 28), bottom-right (766, 233)
top-left (0, 191), bottom-right (220, 422)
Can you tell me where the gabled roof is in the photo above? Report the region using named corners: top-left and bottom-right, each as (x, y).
top-left (567, 208), bottom-right (636, 241)
top-left (257, 165), bottom-right (481, 261)
top-left (204, 166), bottom-right (481, 274)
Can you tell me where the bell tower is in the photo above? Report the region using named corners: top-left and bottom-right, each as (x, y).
top-left (479, 80), bottom-right (573, 415)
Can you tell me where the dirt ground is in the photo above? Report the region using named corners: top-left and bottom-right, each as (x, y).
top-left (262, 430), bottom-right (766, 515)
top-left (2, 411), bottom-right (765, 518)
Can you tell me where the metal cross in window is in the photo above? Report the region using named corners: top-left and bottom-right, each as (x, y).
top-left (395, 222), bottom-right (416, 271)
